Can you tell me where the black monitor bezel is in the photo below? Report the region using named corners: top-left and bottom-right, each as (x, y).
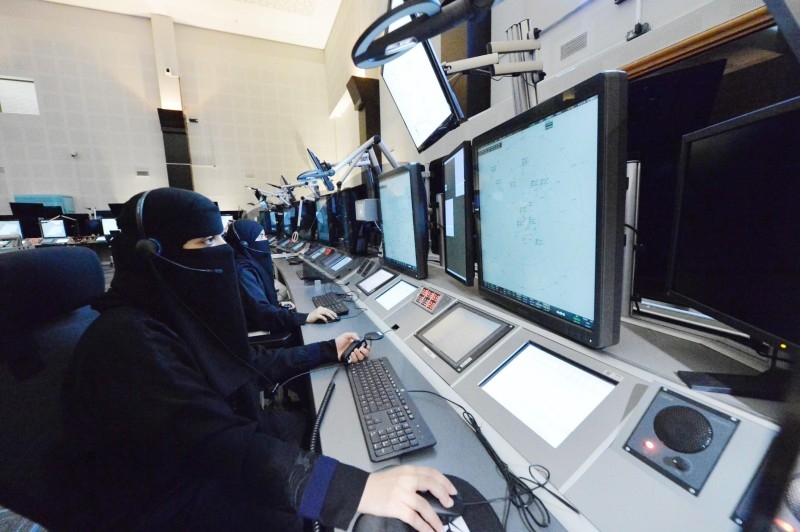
top-left (380, 0), bottom-right (463, 152)
top-left (415, 301), bottom-right (513, 373)
top-left (356, 267), bottom-right (397, 296)
top-left (473, 71), bottom-right (628, 349)
top-left (666, 95), bottom-right (800, 355)
top-left (441, 141), bottom-right (476, 286)
top-left (377, 163), bottom-right (429, 280)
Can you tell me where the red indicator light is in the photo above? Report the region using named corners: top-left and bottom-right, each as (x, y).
top-left (774, 518), bottom-right (795, 532)
top-left (644, 440), bottom-right (656, 451)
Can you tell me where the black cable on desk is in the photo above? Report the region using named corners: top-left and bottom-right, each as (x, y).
top-left (408, 389), bottom-right (573, 531)
top-left (308, 366), bottom-right (341, 532)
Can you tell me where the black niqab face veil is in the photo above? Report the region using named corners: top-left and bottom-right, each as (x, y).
top-left (106, 188), bottom-right (253, 390)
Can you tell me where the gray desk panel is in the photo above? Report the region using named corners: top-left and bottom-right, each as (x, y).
top-left (276, 256), bottom-right (781, 532)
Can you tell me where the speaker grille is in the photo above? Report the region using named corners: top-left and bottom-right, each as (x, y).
top-left (654, 405), bottom-right (713, 454)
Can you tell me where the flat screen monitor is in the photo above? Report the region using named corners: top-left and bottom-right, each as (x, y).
top-left (667, 95), bottom-right (800, 399)
top-left (479, 340), bottom-right (616, 448)
top-left (100, 218), bottom-right (119, 236)
top-left (377, 163), bottom-right (429, 279)
top-left (0, 220), bottom-right (22, 238)
top-left (220, 214), bottom-right (234, 230)
top-left (108, 203), bottom-right (124, 217)
top-left (357, 268), bottom-right (396, 296)
top-left (282, 205), bottom-right (297, 237)
top-left (9, 202), bottom-right (45, 219)
top-left (441, 141), bottom-right (475, 285)
top-left (375, 279), bottom-right (417, 311)
top-left (415, 302), bottom-right (513, 373)
top-left (315, 196), bottom-right (334, 245)
top-left (380, 1), bottom-right (463, 152)
top-left (40, 219), bottom-right (67, 238)
top-left (473, 71), bottom-right (628, 349)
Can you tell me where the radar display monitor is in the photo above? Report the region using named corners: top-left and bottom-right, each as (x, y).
top-left (441, 141), bottom-right (475, 285)
top-left (473, 71), bottom-right (628, 349)
top-left (668, 95), bottom-right (800, 399)
top-left (479, 340), bottom-right (616, 448)
top-left (378, 163), bottom-right (429, 279)
top-left (415, 302), bottom-right (513, 373)
top-left (381, 0), bottom-right (463, 152)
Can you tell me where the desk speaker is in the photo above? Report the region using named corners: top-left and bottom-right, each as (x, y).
top-left (624, 387), bottom-right (739, 494)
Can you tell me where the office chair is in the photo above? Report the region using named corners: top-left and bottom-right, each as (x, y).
top-left (0, 246), bottom-right (105, 529)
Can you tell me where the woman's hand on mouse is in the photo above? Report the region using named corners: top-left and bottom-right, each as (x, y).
top-left (306, 306), bottom-right (337, 323)
top-left (357, 465), bottom-right (457, 532)
top-left (335, 332), bottom-right (370, 363)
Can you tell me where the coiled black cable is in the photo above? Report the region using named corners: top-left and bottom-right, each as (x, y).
top-left (309, 366), bottom-right (341, 532)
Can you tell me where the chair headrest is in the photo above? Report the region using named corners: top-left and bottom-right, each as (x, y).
top-left (0, 247), bottom-right (105, 335)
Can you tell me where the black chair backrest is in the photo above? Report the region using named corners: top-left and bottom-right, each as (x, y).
top-left (0, 246), bottom-right (105, 527)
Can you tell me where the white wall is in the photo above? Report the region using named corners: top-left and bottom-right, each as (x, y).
top-left (0, 0), bottom-right (770, 214)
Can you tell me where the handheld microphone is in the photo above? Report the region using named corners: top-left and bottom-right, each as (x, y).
top-left (136, 239), bottom-right (223, 274)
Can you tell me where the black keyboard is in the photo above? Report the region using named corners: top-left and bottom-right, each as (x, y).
top-left (311, 293), bottom-right (349, 315)
top-left (347, 357), bottom-right (436, 462)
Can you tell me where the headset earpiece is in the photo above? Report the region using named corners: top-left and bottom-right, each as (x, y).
top-left (135, 190), bottom-right (162, 256)
top-left (135, 238), bottom-right (161, 258)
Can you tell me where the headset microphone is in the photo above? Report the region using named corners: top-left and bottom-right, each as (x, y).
top-left (136, 238), bottom-right (223, 274)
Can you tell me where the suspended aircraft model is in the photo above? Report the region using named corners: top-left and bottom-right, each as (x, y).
top-left (296, 135), bottom-right (400, 195)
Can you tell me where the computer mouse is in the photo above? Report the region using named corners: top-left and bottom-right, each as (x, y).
top-left (419, 491), bottom-right (464, 524)
top-left (327, 315), bottom-right (341, 322)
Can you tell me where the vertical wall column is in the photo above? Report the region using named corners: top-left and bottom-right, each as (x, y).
top-left (151, 14), bottom-right (193, 190)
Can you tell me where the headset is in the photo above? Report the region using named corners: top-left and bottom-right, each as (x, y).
top-left (135, 190), bottom-right (162, 257)
top-left (228, 219), bottom-right (271, 257)
top-left (134, 190), bottom-right (222, 274)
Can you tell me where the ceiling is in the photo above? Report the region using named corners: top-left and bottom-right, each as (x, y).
top-left (42, 0), bottom-right (343, 50)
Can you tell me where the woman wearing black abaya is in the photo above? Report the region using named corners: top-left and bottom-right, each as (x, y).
top-left (225, 218), bottom-right (337, 336)
top-left (57, 187), bottom-right (456, 532)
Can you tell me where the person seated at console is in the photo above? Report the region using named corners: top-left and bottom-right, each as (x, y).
top-left (55, 187), bottom-right (458, 531)
top-left (226, 218), bottom-right (337, 336)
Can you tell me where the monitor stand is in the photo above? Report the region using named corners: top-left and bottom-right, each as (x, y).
top-left (677, 366), bottom-right (791, 401)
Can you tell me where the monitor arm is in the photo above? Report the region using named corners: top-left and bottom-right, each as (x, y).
top-left (331, 135), bottom-right (400, 190)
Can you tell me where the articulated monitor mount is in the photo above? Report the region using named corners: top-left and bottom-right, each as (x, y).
top-left (298, 135), bottom-right (400, 197)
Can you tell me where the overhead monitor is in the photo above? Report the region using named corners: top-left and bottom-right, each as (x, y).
top-left (380, 0), bottom-right (463, 152)
top-left (668, 95), bottom-right (800, 399)
top-left (473, 71), bottom-right (628, 349)
top-left (440, 141), bottom-right (475, 285)
top-left (377, 163), bottom-right (429, 279)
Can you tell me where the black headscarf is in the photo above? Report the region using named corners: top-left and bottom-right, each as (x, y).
top-left (226, 218), bottom-right (279, 306)
top-left (100, 187), bottom-right (253, 395)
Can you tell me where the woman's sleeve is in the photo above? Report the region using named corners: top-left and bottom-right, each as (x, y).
top-left (238, 266), bottom-right (306, 331)
top-left (249, 339), bottom-right (339, 386)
